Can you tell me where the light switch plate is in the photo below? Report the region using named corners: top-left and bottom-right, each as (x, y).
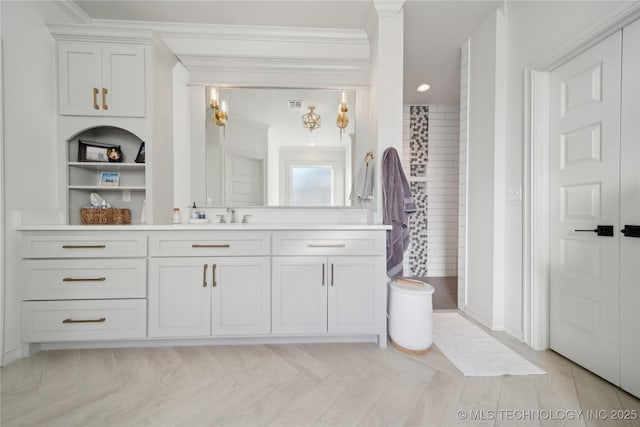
top-left (122, 190), bottom-right (131, 202)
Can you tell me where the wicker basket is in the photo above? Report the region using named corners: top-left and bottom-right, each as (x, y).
top-left (81, 208), bottom-right (131, 225)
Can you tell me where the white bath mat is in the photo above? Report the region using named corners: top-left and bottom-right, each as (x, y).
top-left (432, 312), bottom-right (545, 376)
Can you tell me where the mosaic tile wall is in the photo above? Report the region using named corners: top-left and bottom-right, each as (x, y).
top-left (408, 106), bottom-right (429, 276)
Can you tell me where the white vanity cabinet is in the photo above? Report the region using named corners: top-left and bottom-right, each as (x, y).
top-left (20, 231), bottom-right (147, 342)
top-left (57, 41), bottom-right (146, 117)
top-left (271, 231), bottom-right (386, 338)
top-left (148, 232), bottom-right (271, 338)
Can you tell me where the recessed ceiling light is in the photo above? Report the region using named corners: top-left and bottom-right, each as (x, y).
top-left (417, 83), bottom-right (431, 92)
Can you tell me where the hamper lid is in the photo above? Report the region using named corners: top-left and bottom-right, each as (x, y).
top-left (389, 278), bottom-right (435, 295)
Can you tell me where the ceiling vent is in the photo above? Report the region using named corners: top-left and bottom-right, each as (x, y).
top-left (288, 100), bottom-right (303, 109)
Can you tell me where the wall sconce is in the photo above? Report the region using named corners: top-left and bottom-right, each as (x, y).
top-left (210, 88), bottom-right (229, 136)
top-left (302, 106), bottom-right (321, 131)
top-left (336, 91), bottom-right (349, 139)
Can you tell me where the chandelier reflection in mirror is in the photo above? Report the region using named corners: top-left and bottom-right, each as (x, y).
top-left (209, 88), bottom-right (229, 137)
top-left (336, 91), bottom-right (349, 139)
top-left (302, 106), bottom-right (321, 131)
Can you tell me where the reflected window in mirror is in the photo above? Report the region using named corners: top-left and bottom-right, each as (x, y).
top-left (290, 166), bottom-right (334, 206)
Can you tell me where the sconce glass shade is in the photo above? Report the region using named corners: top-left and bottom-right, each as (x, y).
top-left (302, 106), bottom-right (321, 131)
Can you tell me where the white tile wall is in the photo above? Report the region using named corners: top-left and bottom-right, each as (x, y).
top-left (403, 104), bottom-right (460, 278)
top-left (458, 39), bottom-right (471, 308)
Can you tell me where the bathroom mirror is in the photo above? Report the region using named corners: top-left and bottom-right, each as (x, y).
top-left (205, 87), bottom-right (357, 207)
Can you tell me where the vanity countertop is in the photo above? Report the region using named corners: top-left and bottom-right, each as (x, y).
top-left (17, 224), bottom-right (392, 231)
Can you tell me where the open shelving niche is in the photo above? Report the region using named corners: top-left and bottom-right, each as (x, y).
top-left (67, 126), bottom-right (146, 225)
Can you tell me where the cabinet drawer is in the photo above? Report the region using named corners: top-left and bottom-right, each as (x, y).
top-left (150, 231), bottom-right (270, 256)
top-left (22, 299), bottom-right (146, 342)
top-left (23, 259), bottom-right (146, 300)
top-left (272, 231), bottom-right (385, 256)
top-left (22, 233), bottom-right (147, 258)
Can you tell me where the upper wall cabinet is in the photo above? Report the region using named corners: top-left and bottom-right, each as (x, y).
top-left (58, 41), bottom-right (146, 117)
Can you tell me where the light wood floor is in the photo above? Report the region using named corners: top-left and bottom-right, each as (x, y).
top-left (1, 330), bottom-right (639, 426)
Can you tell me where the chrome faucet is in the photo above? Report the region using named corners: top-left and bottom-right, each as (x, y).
top-left (226, 208), bottom-right (237, 223)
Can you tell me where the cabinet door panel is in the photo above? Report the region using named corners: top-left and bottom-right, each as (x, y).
top-left (272, 256), bottom-right (327, 334)
top-left (148, 258), bottom-right (211, 338)
top-left (102, 44), bottom-right (146, 117)
top-left (328, 256), bottom-right (384, 334)
top-left (212, 257), bottom-right (270, 335)
top-left (58, 42), bottom-right (101, 116)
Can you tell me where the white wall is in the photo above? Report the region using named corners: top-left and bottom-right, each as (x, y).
top-left (458, 39), bottom-right (470, 309)
top-left (1, 1), bottom-right (74, 362)
top-left (465, 8), bottom-right (506, 329)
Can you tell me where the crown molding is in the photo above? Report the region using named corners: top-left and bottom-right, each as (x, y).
top-left (52, 0), bottom-right (93, 24)
top-left (89, 19), bottom-right (369, 46)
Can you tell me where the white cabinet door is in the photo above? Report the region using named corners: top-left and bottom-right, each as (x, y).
top-left (272, 256), bottom-right (327, 334)
top-left (101, 44), bottom-right (145, 117)
top-left (148, 258), bottom-right (211, 338)
top-left (328, 256), bottom-right (384, 334)
top-left (57, 41), bottom-right (145, 117)
top-left (212, 257), bottom-right (270, 336)
top-left (58, 42), bottom-right (102, 116)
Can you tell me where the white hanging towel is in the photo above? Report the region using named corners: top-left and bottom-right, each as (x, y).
top-left (350, 154), bottom-right (375, 202)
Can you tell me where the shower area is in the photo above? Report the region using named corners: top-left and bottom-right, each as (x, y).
top-left (402, 103), bottom-right (461, 310)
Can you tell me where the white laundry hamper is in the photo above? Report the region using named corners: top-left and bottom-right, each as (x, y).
top-left (388, 279), bottom-right (435, 355)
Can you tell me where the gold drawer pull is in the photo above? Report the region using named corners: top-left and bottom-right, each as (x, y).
top-left (102, 87), bottom-right (109, 110)
top-left (306, 243), bottom-right (346, 248)
top-left (191, 244), bottom-right (230, 248)
top-left (203, 264), bottom-right (208, 288)
top-left (93, 87), bottom-right (99, 110)
top-left (62, 277), bottom-right (106, 282)
top-left (331, 264), bottom-right (334, 287)
top-left (62, 245), bottom-right (106, 249)
top-left (62, 317), bottom-right (106, 324)
top-left (212, 264), bottom-right (217, 287)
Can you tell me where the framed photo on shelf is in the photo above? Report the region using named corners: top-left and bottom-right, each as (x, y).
top-left (135, 141), bottom-right (145, 163)
top-left (78, 140), bottom-right (123, 163)
top-left (98, 172), bottom-right (120, 187)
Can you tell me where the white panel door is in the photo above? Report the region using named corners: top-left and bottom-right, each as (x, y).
top-left (224, 152), bottom-right (265, 206)
top-left (212, 257), bottom-right (270, 336)
top-left (328, 256), bottom-right (384, 334)
top-left (549, 31), bottom-right (621, 384)
top-left (148, 258), bottom-right (211, 338)
top-left (272, 256), bottom-right (327, 334)
top-left (620, 19), bottom-right (640, 398)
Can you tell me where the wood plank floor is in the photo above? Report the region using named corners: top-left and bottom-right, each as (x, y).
top-left (1, 330), bottom-right (639, 426)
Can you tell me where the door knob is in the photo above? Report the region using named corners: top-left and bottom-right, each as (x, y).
top-left (621, 225), bottom-right (640, 238)
top-left (574, 225), bottom-right (614, 236)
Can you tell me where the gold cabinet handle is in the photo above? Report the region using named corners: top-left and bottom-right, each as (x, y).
top-left (212, 264), bottom-right (217, 287)
top-left (62, 277), bottom-right (106, 282)
top-left (192, 244), bottom-right (230, 248)
top-left (102, 87), bottom-right (108, 110)
top-left (331, 264), bottom-right (334, 287)
top-left (63, 317), bottom-right (106, 324)
top-left (306, 243), bottom-right (346, 248)
top-left (203, 264), bottom-right (208, 288)
top-left (322, 263), bottom-right (325, 286)
top-left (93, 87), bottom-right (99, 110)
top-left (62, 245), bottom-right (106, 249)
